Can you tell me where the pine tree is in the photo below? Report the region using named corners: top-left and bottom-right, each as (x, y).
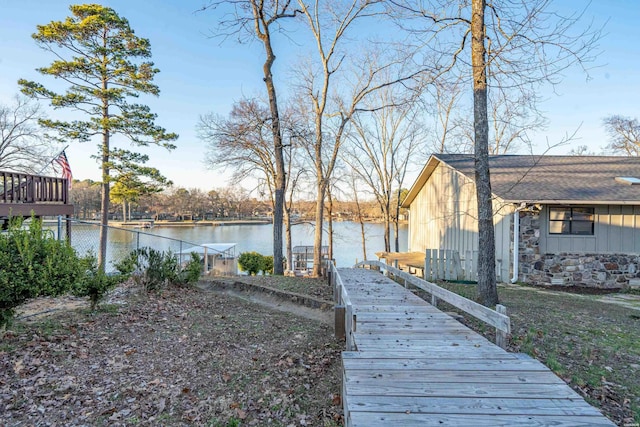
top-left (20, 4), bottom-right (178, 269)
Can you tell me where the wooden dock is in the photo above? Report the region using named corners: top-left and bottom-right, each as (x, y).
top-left (335, 267), bottom-right (615, 426)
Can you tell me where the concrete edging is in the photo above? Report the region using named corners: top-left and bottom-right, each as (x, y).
top-left (200, 279), bottom-right (334, 312)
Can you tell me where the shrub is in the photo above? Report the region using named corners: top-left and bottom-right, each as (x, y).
top-left (260, 255), bottom-right (274, 275)
top-left (115, 248), bottom-right (201, 292)
top-left (72, 253), bottom-right (122, 310)
top-left (0, 217), bottom-right (87, 328)
top-left (179, 252), bottom-right (203, 285)
top-left (238, 251), bottom-right (264, 275)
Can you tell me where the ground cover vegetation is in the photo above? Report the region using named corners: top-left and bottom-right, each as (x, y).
top-left (1, 277), bottom-right (342, 426)
top-left (428, 281), bottom-right (640, 426)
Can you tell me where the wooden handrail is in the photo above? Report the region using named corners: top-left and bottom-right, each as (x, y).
top-left (330, 263), bottom-right (356, 351)
top-left (355, 260), bottom-right (511, 348)
top-left (0, 171), bottom-right (68, 205)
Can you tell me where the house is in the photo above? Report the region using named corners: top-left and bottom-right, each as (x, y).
top-left (401, 154), bottom-right (640, 288)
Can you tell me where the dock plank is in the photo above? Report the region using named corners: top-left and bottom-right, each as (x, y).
top-left (348, 413), bottom-right (615, 427)
top-left (346, 396), bottom-right (604, 416)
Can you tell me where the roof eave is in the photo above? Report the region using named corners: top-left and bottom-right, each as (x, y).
top-left (501, 199), bottom-right (640, 205)
top-left (401, 155), bottom-right (442, 208)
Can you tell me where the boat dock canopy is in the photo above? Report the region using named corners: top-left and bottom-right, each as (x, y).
top-left (179, 243), bottom-right (237, 276)
top-left (180, 243), bottom-right (236, 257)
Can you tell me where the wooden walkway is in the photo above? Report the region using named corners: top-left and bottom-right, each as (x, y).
top-left (337, 268), bottom-right (615, 426)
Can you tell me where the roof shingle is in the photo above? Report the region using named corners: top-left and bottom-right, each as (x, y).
top-left (435, 154), bottom-right (640, 203)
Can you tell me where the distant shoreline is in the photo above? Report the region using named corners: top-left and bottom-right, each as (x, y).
top-left (112, 220), bottom-right (272, 228)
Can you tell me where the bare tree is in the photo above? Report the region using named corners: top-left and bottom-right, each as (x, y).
top-left (423, 77), bottom-right (465, 154)
top-left (344, 84), bottom-right (424, 253)
top-left (0, 95), bottom-right (51, 173)
top-left (568, 144), bottom-right (597, 156)
top-left (294, 0), bottom-right (423, 276)
top-left (283, 131), bottom-right (308, 272)
top-left (199, 99), bottom-right (276, 190)
top-left (199, 98), bottom-right (306, 269)
top-left (346, 171), bottom-right (368, 262)
top-left (200, 0), bottom-right (301, 275)
top-left (603, 115), bottom-right (640, 156)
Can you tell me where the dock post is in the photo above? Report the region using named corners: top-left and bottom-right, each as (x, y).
top-left (334, 305), bottom-right (346, 339)
top-left (496, 304), bottom-right (508, 349)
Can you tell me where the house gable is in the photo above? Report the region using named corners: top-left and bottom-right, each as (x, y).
top-left (405, 158), bottom-right (513, 281)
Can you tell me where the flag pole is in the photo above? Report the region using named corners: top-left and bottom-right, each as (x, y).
top-left (37, 145), bottom-right (69, 175)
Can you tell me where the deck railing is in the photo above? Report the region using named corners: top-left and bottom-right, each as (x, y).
top-left (354, 260), bottom-right (511, 349)
top-left (0, 171), bottom-right (69, 204)
top-left (0, 171), bottom-right (72, 217)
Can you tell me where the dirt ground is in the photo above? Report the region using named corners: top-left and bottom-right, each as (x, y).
top-left (1, 282), bottom-right (343, 427)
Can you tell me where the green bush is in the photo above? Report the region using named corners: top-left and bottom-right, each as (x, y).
top-left (115, 248), bottom-right (201, 292)
top-left (238, 252), bottom-right (273, 275)
top-left (180, 252), bottom-right (203, 285)
top-left (260, 255), bottom-right (274, 275)
top-left (0, 217), bottom-right (87, 328)
top-left (72, 253), bottom-right (122, 310)
top-left (238, 251), bottom-right (264, 275)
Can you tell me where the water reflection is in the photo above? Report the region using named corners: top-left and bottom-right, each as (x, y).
top-left (64, 221), bottom-right (408, 272)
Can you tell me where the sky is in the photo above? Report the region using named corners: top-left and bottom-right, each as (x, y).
top-left (0, 1), bottom-right (639, 192)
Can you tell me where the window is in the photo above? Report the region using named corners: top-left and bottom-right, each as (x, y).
top-left (549, 206), bottom-right (594, 235)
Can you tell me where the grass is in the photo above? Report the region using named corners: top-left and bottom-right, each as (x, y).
top-left (226, 275), bottom-right (334, 301)
top-left (432, 281), bottom-right (640, 424)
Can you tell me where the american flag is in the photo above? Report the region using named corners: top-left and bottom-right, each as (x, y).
top-left (54, 150), bottom-right (73, 190)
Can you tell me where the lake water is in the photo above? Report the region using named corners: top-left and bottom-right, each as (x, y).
top-left (67, 221), bottom-right (408, 272)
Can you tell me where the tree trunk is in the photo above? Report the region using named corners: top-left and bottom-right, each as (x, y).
top-left (384, 204), bottom-right (391, 253)
top-left (284, 206), bottom-right (293, 272)
top-left (472, 0), bottom-right (499, 306)
top-left (353, 182), bottom-right (367, 261)
top-left (394, 188), bottom-right (401, 252)
top-left (312, 179), bottom-right (325, 277)
top-left (255, 3), bottom-right (285, 275)
top-left (326, 188), bottom-right (334, 265)
top-left (98, 132), bottom-right (109, 271)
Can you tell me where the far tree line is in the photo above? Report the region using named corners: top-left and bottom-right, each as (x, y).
top-left (69, 178), bottom-right (406, 226)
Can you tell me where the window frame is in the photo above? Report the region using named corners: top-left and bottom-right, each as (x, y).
top-left (548, 206), bottom-right (595, 236)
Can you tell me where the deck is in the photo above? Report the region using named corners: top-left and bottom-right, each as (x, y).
top-left (0, 171), bottom-right (73, 218)
top-left (335, 267), bottom-right (615, 426)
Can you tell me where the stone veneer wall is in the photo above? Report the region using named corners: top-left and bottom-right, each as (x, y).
top-left (517, 211), bottom-right (640, 289)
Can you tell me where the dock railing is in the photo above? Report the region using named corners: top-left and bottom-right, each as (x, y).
top-left (354, 260), bottom-right (511, 349)
top-left (329, 263), bottom-right (356, 351)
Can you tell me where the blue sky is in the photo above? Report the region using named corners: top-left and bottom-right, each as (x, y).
top-left (0, 1), bottom-right (638, 190)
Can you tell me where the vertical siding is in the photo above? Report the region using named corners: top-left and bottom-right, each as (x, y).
top-left (540, 204), bottom-right (640, 254)
top-left (408, 163), bottom-right (514, 281)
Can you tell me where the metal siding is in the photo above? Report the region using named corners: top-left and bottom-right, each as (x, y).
top-left (541, 204), bottom-right (640, 255)
top-left (622, 206), bottom-right (635, 253)
top-left (595, 205), bottom-right (608, 253)
top-left (407, 162), bottom-right (515, 280)
top-left (636, 206), bottom-right (640, 252)
top-left (539, 207), bottom-right (549, 254)
top-left (609, 205), bottom-right (623, 252)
